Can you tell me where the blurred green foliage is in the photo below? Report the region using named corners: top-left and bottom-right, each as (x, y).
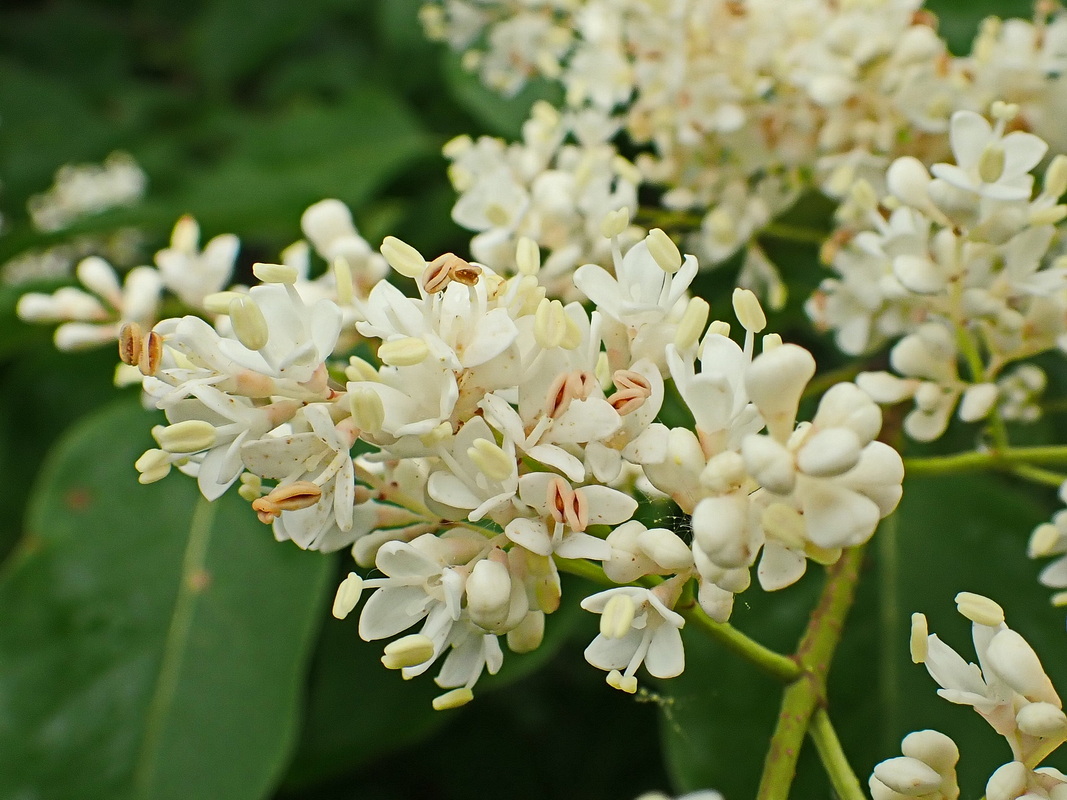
top-left (0, 1), bottom-right (1062, 799)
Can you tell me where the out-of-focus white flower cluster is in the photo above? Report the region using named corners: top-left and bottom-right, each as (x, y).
top-left (1029, 480), bottom-right (1067, 609)
top-left (14, 199), bottom-right (385, 358)
top-left (871, 592), bottom-right (1067, 800)
top-left (2, 152), bottom-right (149, 285)
top-left (33, 204), bottom-right (903, 708)
top-left (424, 0), bottom-right (1067, 297)
top-left (809, 106), bottom-right (1067, 442)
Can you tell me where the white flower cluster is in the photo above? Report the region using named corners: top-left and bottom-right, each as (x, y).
top-left (27, 151), bottom-right (147, 233)
top-left (872, 592), bottom-right (1067, 800)
top-left (445, 100), bottom-right (639, 296)
top-left (78, 210), bottom-right (902, 707)
top-left (809, 106), bottom-right (1067, 442)
top-left (425, 0), bottom-right (1067, 285)
top-left (15, 200), bottom-right (385, 358)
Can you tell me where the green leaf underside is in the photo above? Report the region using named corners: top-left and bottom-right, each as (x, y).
top-left (0, 400), bottom-right (331, 800)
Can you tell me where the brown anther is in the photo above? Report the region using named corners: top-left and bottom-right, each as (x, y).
top-left (422, 253), bottom-right (455, 293)
top-left (910, 9), bottom-right (936, 27)
top-left (567, 370), bottom-right (595, 401)
top-left (450, 261), bottom-right (482, 286)
top-left (264, 480), bottom-right (323, 512)
top-left (252, 498), bottom-right (280, 524)
top-left (607, 369), bottom-right (653, 415)
top-left (138, 330), bottom-right (163, 376)
top-left (544, 371), bottom-right (572, 417)
top-left (546, 475), bottom-right (574, 525)
top-left (118, 322), bottom-right (143, 366)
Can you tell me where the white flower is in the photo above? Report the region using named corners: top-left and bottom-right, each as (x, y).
top-left (154, 215), bottom-right (239, 309)
top-left (581, 583), bottom-right (686, 692)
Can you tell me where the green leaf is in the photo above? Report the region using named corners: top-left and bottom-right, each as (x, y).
top-left (0, 399), bottom-right (332, 800)
top-left (283, 571), bottom-right (587, 789)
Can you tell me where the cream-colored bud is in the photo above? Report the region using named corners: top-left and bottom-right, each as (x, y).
top-left (959, 383), bottom-right (998, 422)
top-left (987, 628), bottom-right (1061, 705)
top-left (229, 296), bottom-right (269, 351)
top-left (637, 528), bottom-right (693, 571)
top-left (700, 451), bottom-right (747, 492)
top-left (202, 290), bottom-right (246, 315)
top-left (600, 208), bottom-right (630, 239)
top-left (986, 761), bottom-right (1027, 800)
top-left (135, 448), bottom-right (172, 484)
top-left (797, 428), bottom-right (862, 477)
top-left (954, 591), bottom-right (1004, 627)
top-left (252, 262), bottom-right (299, 284)
top-left (901, 729), bottom-right (958, 773)
top-left (761, 503), bottom-right (807, 551)
top-left (978, 144), bottom-right (1006, 183)
top-left (1016, 701), bottom-right (1067, 737)
top-left (606, 669), bottom-right (638, 694)
top-left (378, 337), bottom-right (429, 367)
top-left (507, 610), bottom-right (545, 654)
top-left (601, 594), bottom-right (637, 639)
top-left (381, 634), bottom-right (435, 669)
top-left (742, 435), bottom-right (796, 494)
top-left (380, 236), bottom-right (426, 278)
top-left (468, 438), bottom-right (513, 483)
top-left (886, 156), bottom-right (932, 207)
top-left (516, 237), bottom-right (541, 275)
top-left (348, 384), bottom-right (385, 432)
top-left (331, 572), bottom-right (364, 620)
top-left (732, 288), bottom-right (766, 333)
top-left (910, 613), bottom-right (929, 663)
top-left (647, 228), bottom-right (682, 273)
top-left (467, 558), bottom-right (513, 633)
top-left (1030, 523), bottom-right (1061, 559)
top-left (152, 420), bottom-right (217, 454)
top-left (432, 688), bottom-right (474, 710)
top-left (871, 757), bottom-right (943, 796)
top-left (674, 297), bottom-right (710, 352)
top-left (76, 256), bottom-right (121, 302)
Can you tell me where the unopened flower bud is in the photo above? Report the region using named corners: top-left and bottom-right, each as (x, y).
top-left (467, 557), bottom-right (513, 633)
top-left (761, 503), bottom-right (807, 551)
top-left (380, 236), bottom-right (426, 278)
top-left (886, 156), bottom-right (932, 207)
top-left (986, 761), bottom-right (1027, 800)
top-left (987, 628), bottom-right (1060, 705)
top-left (797, 428), bottom-right (862, 477)
top-left (954, 591), bottom-right (1004, 627)
top-left (381, 634), bottom-right (435, 669)
top-left (700, 451), bottom-right (747, 492)
top-left (229, 296), bottom-right (269, 351)
top-left (959, 383), bottom-right (998, 422)
top-left (432, 688), bottom-right (474, 710)
top-left (152, 420), bottom-right (217, 454)
top-left (378, 337), bottom-right (429, 366)
top-left (1029, 523), bottom-right (1061, 558)
top-left (692, 495), bottom-right (752, 568)
top-left (637, 528), bottom-right (693, 571)
top-left (746, 344), bottom-right (815, 441)
top-left (76, 256), bottom-right (121, 303)
top-left (252, 262), bottom-right (299, 284)
top-left (872, 756), bottom-right (943, 796)
top-left (742, 435), bottom-right (796, 494)
top-left (900, 730), bottom-right (958, 773)
top-left (507, 610), bottom-right (545, 654)
top-left (332, 572), bottom-right (364, 619)
top-left (647, 228), bottom-right (682, 273)
top-left (1016, 701), bottom-right (1067, 737)
top-left (732, 288), bottom-right (766, 333)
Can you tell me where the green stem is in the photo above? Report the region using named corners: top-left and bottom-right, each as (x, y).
top-left (904, 445), bottom-right (1067, 476)
top-left (757, 546), bottom-right (865, 800)
top-left (1010, 464), bottom-right (1067, 488)
top-left (809, 708), bottom-right (866, 800)
top-left (553, 557), bottom-right (800, 683)
top-left (761, 222), bottom-right (827, 246)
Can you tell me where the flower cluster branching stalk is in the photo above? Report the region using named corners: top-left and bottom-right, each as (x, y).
top-left (905, 445), bottom-right (1067, 476)
top-left (758, 546), bottom-right (866, 800)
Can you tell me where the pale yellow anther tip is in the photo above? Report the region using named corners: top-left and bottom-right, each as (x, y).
top-left (432, 687), bottom-right (474, 711)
